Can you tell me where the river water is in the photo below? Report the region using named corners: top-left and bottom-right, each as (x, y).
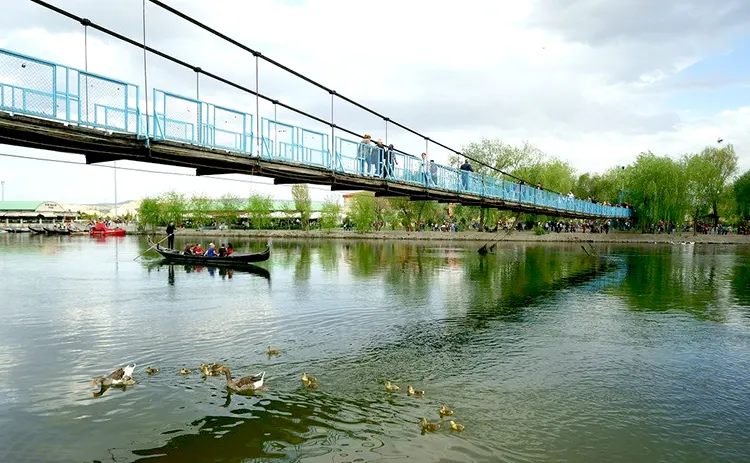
top-left (0, 234), bottom-right (748, 462)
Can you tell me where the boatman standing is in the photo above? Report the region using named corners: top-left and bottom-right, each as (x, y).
top-left (166, 221), bottom-right (176, 249)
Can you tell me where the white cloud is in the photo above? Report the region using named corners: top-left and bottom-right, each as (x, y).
top-left (0, 0), bottom-right (749, 204)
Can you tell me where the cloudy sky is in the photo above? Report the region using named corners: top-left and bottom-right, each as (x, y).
top-left (0, 0), bottom-right (749, 205)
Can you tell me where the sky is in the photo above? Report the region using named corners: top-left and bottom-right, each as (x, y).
top-left (1, 0), bottom-right (749, 205)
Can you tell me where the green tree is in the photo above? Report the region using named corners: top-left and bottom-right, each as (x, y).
top-left (161, 191), bottom-right (187, 225)
top-left (219, 193), bottom-right (243, 224)
top-left (292, 184), bottom-right (312, 230)
top-left (351, 192), bottom-right (377, 232)
top-left (452, 138), bottom-right (544, 175)
top-left (137, 196), bottom-right (164, 229)
top-left (625, 152), bottom-right (688, 230)
top-left (734, 169), bottom-right (750, 223)
top-left (247, 194), bottom-right (273, 229)
top-left (388, 198), bottom-right (439, 230)
top-left (685, 145), bottom-right (738, 227)
top-left (189, 194), bottom-right (213, 228)
top-left (319, 196), bottom-right (342, 231)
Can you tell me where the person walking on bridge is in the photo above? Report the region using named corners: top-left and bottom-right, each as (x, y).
top-left (166, 221), bottom-right (176, 249)
top-left (460, 159), bottom-right (474, 191)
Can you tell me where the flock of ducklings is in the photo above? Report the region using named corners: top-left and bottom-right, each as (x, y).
top-left (95, 345), bottom-right (465, 433)
top-left (385, 380), bottom-right (465, 433)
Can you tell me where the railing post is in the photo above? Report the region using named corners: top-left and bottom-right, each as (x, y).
top-left (330, 90), bottom-right (335, 171)
top-left (195, 67), bottom-right (201, 144)
top-left (254, 52), bottom-right (260, 156)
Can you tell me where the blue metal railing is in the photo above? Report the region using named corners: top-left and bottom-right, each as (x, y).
top-left (0, 48), bottom-right (140, 134)
top-left (0, 47), bottom-right (631, 219)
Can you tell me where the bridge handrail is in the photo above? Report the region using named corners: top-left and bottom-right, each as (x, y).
top-left (0, 47), bottom-right (632, 219)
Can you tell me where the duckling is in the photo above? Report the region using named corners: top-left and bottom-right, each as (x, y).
top-left (407, 385), bottom-right (425, 396)
top-left (420, 417), bottom-right (440, 432)
top-left (199, 364), bottom-right (221, 377)
top-left (450, 420), bottom-right (465, 432)
top-left (301, 372), bottom-right (318, 389)
top-left (385, 380), bottom-right (400, 392)
top-left (439, 405), bottom-right (454, 416)
top-left (146, 367), bottom-right (159, 375)
top-left (267, 346), bottom-right (280, 356)
top-left (180, 368), bottom-right (191, 375)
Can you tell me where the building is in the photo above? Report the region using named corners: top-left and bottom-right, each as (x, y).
top-left (0, 201), bottom-right (76, 226)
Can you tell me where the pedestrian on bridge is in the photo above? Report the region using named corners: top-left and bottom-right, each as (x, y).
top-left (460, 159), bottom-right (474, 191)
top-left (166, 221), bottom-right (175, 249)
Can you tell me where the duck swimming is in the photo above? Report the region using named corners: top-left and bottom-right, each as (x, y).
top-left (216, 366), bottom-right (265, 392)
top-left (420, 417), bottom-right (440, 432)
top-left (385, 380), bottom-right (400, 392)
top-left (180, 368), bottom-right (191, 375)
top-left (450, 420), bottom-right (465, 432)
top-left (92, 363), bottom-right (136, 387)
top-left (145, 367), bottom-right (159, 375)
top-left (407, 385), bottom-right (425, 396)
top-left (439, 405), bottom-right (454, 416)
top-left (266, 346), bottom-right (280, 356)
top-left (301, 372), bottom-right (318, 389)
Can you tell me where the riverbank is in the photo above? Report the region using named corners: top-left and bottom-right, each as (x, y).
top-left (151, 228), bottom-right (750, 245)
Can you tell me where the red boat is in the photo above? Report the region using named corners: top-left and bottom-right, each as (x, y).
top-left (89, 222), bottom-right (126, 237)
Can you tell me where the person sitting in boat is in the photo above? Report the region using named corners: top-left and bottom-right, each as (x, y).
top-left (193, 243), bottom-right (204, 255)
top-left (204, 243), bottom-right (217, 257)
top-left (226, 243), bottom-right (234, 255)
top-left (183, 243), bottom-right (193, 255)
top-left (218, 243), bottom-right (227, 258)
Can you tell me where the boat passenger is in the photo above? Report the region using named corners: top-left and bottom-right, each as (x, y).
top-left (226, 243), bottom-right (234, 255)
top-left (194, 243), bottom-right (204, 255)
top-left (218, 244), bottom-right (227, 258)
top-left (183, 243), bottom-right (193, 255)
top-left (204, 243), bottom-right (217, 257)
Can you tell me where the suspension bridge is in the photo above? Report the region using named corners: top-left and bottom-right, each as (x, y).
top-left (0, 1), bottom-right (631, 220)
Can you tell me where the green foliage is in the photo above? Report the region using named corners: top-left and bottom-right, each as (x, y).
top-left (247, 194), bottom-right (274, 230)
top-left (734, 169), bottom-right (750, 222)
top-left (189, 194), bottom-right (213, 227)
top-left (533, 225), bottom-right (547, 235)
top-left (219, 193), bottom-right (244, 223)
top-left (574, 168), bottom-right (623, 203)
top-left (624, 152), bottom-right (688, 228)
top-left (388, 198), bottom-right (440, 230)
top-left (292, 184), bottom-right (312, 230)
top-left (351, 192), bottom-right (377, 232)
top-left (685, 145), bottom-right (738, 226)
top-left (319, 196), bottom-right (342, 231)
top-left (161, 191), bottom-right (187, 225)
top-left (138, 196), bottom-right (164, 229)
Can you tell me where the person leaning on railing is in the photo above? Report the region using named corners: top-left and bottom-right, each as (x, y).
top-left (357, 134), bottom-right (372, 175)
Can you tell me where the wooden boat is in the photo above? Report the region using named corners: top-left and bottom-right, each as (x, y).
top-left (28, 226), bottom-right (46, 234)
top-left (150, 239), bottom-right (270, 265)
top-left (89, 222), bottom-right (126, 237)
top-left (44, 226), bottom-right (71, 235)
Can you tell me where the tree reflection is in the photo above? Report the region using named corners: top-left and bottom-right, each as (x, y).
top-left (730, 246), bottom-right (750, 307)
top-left (616, 246), bottom-right (727, 322)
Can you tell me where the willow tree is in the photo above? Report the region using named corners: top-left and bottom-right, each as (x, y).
top-left (189, 194), bottom-right (213, 228)
top-left (160, 191), bottom-right (187, 225)
top-left (734, 169), bottom-right (750, 223)
top-left (292, 184), bottom-right (312, 230)
top-left (350, 192), bottom-right (377, 232)
top-left (625, 152), bottom-right (688, 229)
top-left (319, 196), bottom-right (342, 231)
top-left (138, 196), bottom-right (164, 230)
top-left (247, 194), bottom-right (273, 229)
top-left (685, 145), bottom-right (738, 226)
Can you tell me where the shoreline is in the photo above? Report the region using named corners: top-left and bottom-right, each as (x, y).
top-left (144, 229), bottom-right (750, 245)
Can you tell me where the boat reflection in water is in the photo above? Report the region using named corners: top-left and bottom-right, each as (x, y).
top-left (144, 261), bottom-right (271, 286)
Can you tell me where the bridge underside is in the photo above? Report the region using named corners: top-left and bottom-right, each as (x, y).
top-left (0, 113), bottom-right (610, 220)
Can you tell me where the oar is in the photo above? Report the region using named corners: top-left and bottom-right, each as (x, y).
top-left (133, 233), bottom-right (172, 261)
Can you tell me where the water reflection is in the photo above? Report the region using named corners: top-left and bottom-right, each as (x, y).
top-left (143, 261), bottom-right (271, 284)
top-left (1, 236), bottom-right (749, 463)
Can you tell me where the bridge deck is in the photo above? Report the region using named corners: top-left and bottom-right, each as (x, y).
top-left (0, 47), bottom-right (630, 220)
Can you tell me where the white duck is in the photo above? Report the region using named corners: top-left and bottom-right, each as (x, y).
top-left (216, 366), bottom-right (265, 392)
top-left (92, 363), bottom-right (136, 387)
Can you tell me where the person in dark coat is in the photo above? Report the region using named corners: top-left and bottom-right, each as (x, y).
top-left (166, 222), bottom-right (176, 249)
top-left (459, 159), bottom-right (474, 190)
